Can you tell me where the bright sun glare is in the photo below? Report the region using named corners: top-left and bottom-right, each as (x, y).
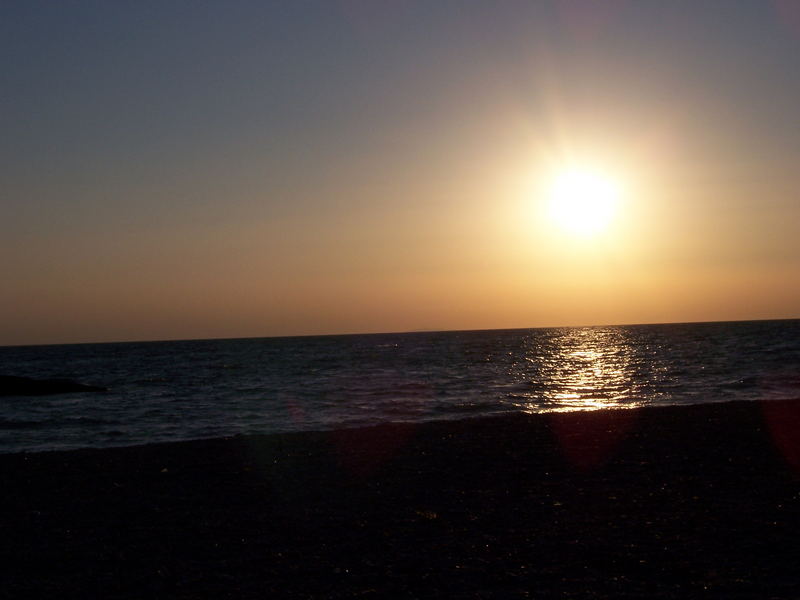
top-left (548, 168), bottom-right (621, 235)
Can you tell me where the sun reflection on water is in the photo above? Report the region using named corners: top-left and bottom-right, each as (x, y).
top-left (509, 327), bottom-right (646, 412)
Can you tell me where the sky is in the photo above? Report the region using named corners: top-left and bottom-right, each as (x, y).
top-left (3, 0), bottom-right (800, 345)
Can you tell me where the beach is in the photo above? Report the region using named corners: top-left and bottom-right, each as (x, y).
top-left (2, 400), bottom-right (800, 598)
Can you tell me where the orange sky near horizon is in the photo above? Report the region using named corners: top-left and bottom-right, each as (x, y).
top-left (2, 2), bottom-right (800, 345)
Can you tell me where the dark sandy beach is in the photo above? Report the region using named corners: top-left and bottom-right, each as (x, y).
top-left (2, 400), bottom-right (800, 598)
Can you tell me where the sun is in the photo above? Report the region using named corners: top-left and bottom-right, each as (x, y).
top-left (547, 167), bottom-right (621, 235)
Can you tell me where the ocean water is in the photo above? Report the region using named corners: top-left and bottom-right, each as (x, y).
top-left (1, 320), bottom-right (799, 454)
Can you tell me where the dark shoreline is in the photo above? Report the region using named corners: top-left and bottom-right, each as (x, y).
top-left (3, 400), bottom-right (800, 598)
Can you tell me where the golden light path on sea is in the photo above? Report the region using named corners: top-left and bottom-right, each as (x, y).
top-left (511, 327), bottom-right (648, 413)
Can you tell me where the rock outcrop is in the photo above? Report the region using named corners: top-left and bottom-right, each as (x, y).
top-left (0, 376), bottom-right (107, 396)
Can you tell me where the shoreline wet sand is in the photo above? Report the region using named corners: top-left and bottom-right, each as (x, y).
top-left (2, 400), bottom-right (800, 598)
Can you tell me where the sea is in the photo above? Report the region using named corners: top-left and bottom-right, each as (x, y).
top-left (1, 319), bottom-right (799, 454)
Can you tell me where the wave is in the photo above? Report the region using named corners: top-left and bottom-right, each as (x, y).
top-left (0, 416), bottom-right (117, 430)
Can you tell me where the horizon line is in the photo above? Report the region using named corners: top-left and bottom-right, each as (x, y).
top-left (2, 315), bottom-right (798, 349)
